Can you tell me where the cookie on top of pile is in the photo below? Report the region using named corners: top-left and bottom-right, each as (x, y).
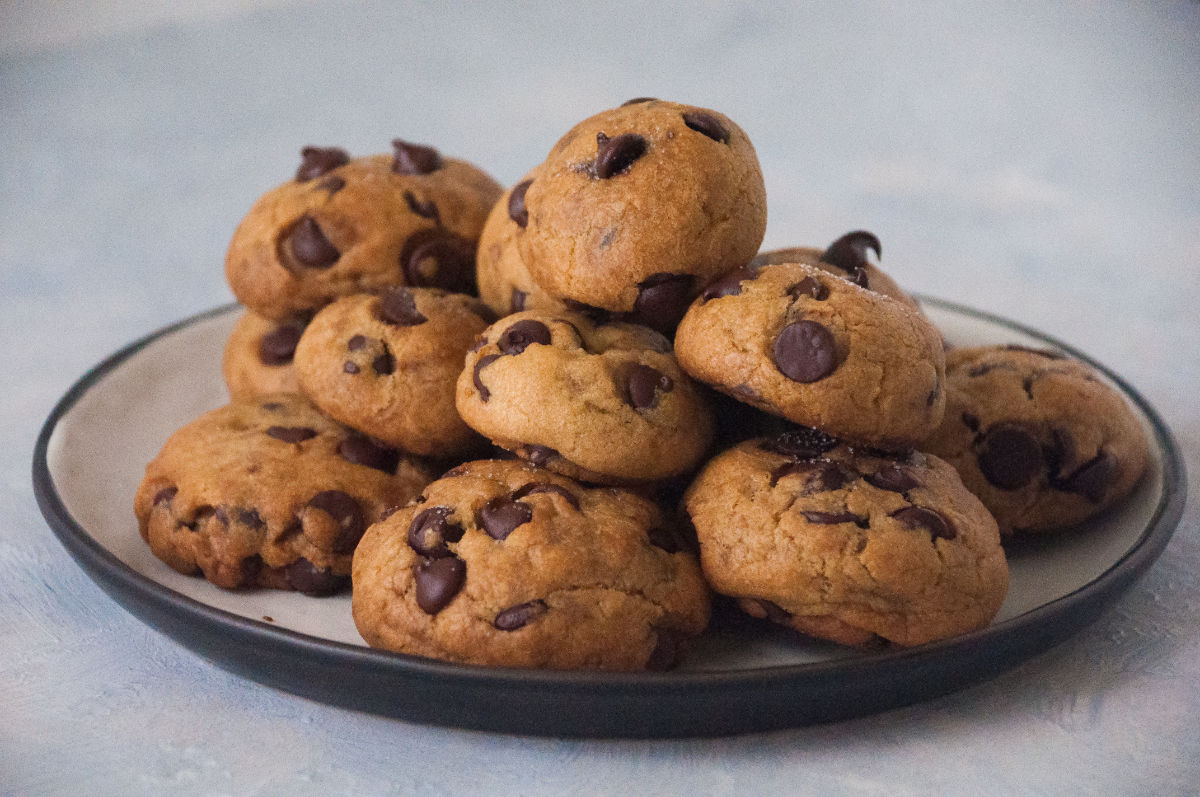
top-left (135, 98), bottom-right (1150, 672)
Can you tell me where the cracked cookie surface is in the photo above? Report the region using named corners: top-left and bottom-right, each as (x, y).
top-left (923, 345), bottom-right (1149, 535)
top-left (675, 259), bottom-right (945, 448)
top-left (684, 430), bottom-right (1008, 647)
top-left (225, 143), bottom-right (501, 321)
top-left (455, 310), bottom-right (715, 483)
top-left (351, 459), bottom-right (711, 669)
top-left (134, 393), bottom-right (433, 594)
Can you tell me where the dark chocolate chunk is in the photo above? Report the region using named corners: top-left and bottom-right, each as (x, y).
top-left (701, 266), bottom-right (758, 301)
top-left (377, 287), bottom-right (428, 327)
top-left (962, 412), bottom-right (980, 432)
top-left (864, 464), bottom-right (921, 493)
top-left (236, 508), bottom-right (265, 529)
top-left (153, 486), bottom-right (177, 506)
top-left (770, 460), bottom-right (848, 492)
top-left (399, 228), bottom-right (476, 294)
top-left (407, 506), bottom-right (464, 558)
top-left (512, 482), bottom-right (580, 510)
top-left (307, 490), bottom-right (366, 553)
top-left (493, 599), bottom-right (548, 631)
top-left (498, 319), bottom-right (552, 354)
top-left (404, 191), bottom-right (440, 221)
top-left (372, 351), bottom-right (395, 375)
top-left (239, 554), bottom-right (263, 586)
top-left (1060, 450), bottom-right (1119, 502)
top-left (633, 272), bottom-right (695, 334)
top-left (414, 555), bottom-right (466, 614)
top-left (477, 496), bottom-right (533, 540)
top-left (391, 139), bottom-right (443, 175)
top-left (773, 320), bottom-right (839, 383)
top-left (801, 510), bottom-right (867, 527)
top-left (892, 506), bottom-right (956, 541)
top-left (472, 354), bottom-right (501, 401)
top-left (820, 230), bottom-right (881, 274)
top-left (681, 111), bottom-right (730, 143)
top-left (347, 334), bottom-right (368, 351)
top-left (977, 423), bottom-right (1042, 490)
top-left (338, 434), bottom-right (400, 473)
top-left (508, 179), bottom-right (532, 227)
top-left (760, 427), bottom-right (839, 459)
top-left (787, 276), bottom-right (829, 301)
top-left (258, 320), bottom-right (306, 365)
top-left (285, 215), bottom-right (340, 269)
top-left (625, 363), bottom-right (674, 410)
top-left (285, 558), bottom-right (348, 596)
top-left (594, 132), bottom-right (647, 179)
top-left (266, 426), bottom-right (317, 443)
top-left (295, 146), bottom-right (349, 182)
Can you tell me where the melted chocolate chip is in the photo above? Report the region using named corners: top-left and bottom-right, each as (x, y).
top-left (338, 434), bottom-right (400, 473)
top-left (498, 319), bottom-right (552, 354)
top-left (377, 287), bottom-right (427, 327)
top-left (477, 496), bottom-right (533, 540)
top-left (285, 558), bottom-right (348, 596)
top-left (594, 132), bottom-right (648, 179)
top-left (266, 426), bottom-right (317, 443)
top-left (414, 555), bottom-right (466, 614)
top-left (316, 175), bottom-right (346, 194)
top-left (760, 428), bottom-right (840, 459)
top-left (258, 320), bottom-right (306, 365)
top-left (621, 97), bottom-right (658, 106)
top-left (399, 228), bottom-right (476, 294)
top-left (864, 464), bottom-right (921, 493)
top-left (977, 424), bottom-right (1042, 490)
top-left (701, 266), bottom-right (758, 301)
top-left (1060, 450), bottom-right (1118, 502)
top-left (372, 351), bottom-right (395, 375)
top-left (285, 216), bottom-right (340, 269)
top-left (962, 412), bottom-right (981, 432)
top-left (407, 506), bottom-right (464, 558)
top-left (510, 288), bottom-right (527, 313)
top-left (820, 230), bottom-right (881, 274)
top-left (307, 490), bottom-right (366, 553)
top-left (892, 506), bottom-right (956, 541)
top-left (787, 276), bottom-right (829, 301)
top-left (633, 273), bottom-right (695, 334)
top-left (512, 482), bottom-right (580, 510)
top-left (153, 486), bottom-right (177, 505)
top-left (494, 599), bottom-right (548, 631)
top-left (773, 320), bottom-right (839, 383)
top-left (508, 179), bottom-right (532, 227)
top-left (769, 460), bottom-right (848, 491)
top-left (523, 444), bottom-right (558, 466)
top-left (391, 139), bottom-right (443, 175)
top-left (403, 191), bottom-right (440, 221)
top-left (472, 354), bottom-right (501, 401)
top-left (347, 334), bottom-right (368, 351)
top-left (236, 508), bottom-right (265, 529)
top-left (801, 510), bottom-right (867, 527)
top-left (295, 146), bottom-right (349, 182)
top-left (625, 363), bottom-right (674, 410)
top-left (681, 111), bottom-right (730, 143)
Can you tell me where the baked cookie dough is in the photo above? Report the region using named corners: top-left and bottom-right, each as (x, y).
top-left (225, 142), bottom-right (501, 320)
top-left (517, 98), bottom-right (767, 333)
top-left (924, 345), bottom-right (1149, 535)
top-left (221, 308), bottom-right (308, 401)
top-left (675, 259), bottom-right (945, 448)
top-left (456, 310), bottom-right (715, 483)
top-left (134, 393), bottom-right (432, 594)
top-left (293, 287), bottom-right (491, 457)
top-left (684, 430), bottom-right (1008, 647)
top-left (352, 458), bottom-right (711, 669)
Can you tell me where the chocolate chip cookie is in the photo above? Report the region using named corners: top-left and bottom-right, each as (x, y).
top-left (674, 259), bottom-right (946, 448)
top-left (225, 142), bottom-right (502, 321)
top-left (456, 310), bottom-right (715, 483)
top-left (923, 345), bottom-right (1149, 536)
top-left (134, 393), bottom-right (433, 594)
top-left (517, 99), bottom-right (767, 334)
top-left (293, 287), bottom-right (492, 458)
top-left (221, 308), bottom-right (308, 401)
top-left (684, 430), bottom-right (1009, 647)
top-left (352, 459), bottom-right (711, 669)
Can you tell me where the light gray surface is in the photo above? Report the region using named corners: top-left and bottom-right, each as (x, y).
top-left (3, 2), bottom-right (1198, 794)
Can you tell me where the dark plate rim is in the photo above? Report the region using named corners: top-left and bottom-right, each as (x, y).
top-left (31, 298), bottom-right (1187, 735)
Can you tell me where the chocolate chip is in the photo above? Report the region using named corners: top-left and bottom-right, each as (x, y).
top-left (403, 191), bottom-right (440, 221)
top-left (153, 486), bottom-right (177, 506)
top-left (407, 506), bottom-right (465, 558)
top-left (523, 444), bottom-right (558, 466)
top-left (865, 464), bottom-right (921, 493)
top-left (399, 228), bottom-right (476, 294)
top-left (260, 401), bottom-right (285, 412)
top-left (967, 361), bottom-right (1017, 378)
top-left (621, 97), bottom-right (658, 105)
top-left (472, 354), bottom-right (501, 401)
top-left (562, 299), bottom-right (613, 325)
top-left (977, 423), bottom-right (1042, 490)
top-left (801, 510), bottom-right (867, 527)
top-left (493, 599), bottom-right (548, 631)
top-left (498, 320), bottom-right (552, 354)
top-left (236, 508), bottom-right (264, 528)
top-left (962, 412), bottom-right (980, 432)
top-left (760, 428), bottom-right (840, 459)
top-left (347, 334), bottom-right (368, 351)
top-left (377, 287), bottom-right (428, 327)
top-left (316, 175), bottom-right (346, 194)
top-left (391, 139), bottom-right (442, 175)
top-left (594, 132), bottom-right (647, 179)
top-left (372, 351), bottom-right (395, 375)
top-left (892, 506), bottom-right (956, 541)
top-left (633, 273), bottom-right (695, 333)
top-left (282, 558), bottom-right (347, 595)
top-left (508, 179), bottom-right (532, 227)
top-left (266, 426), bottom-right (317, 443)
top-left (773, 320), bottom-right (839, 383)
top-left (307, 490), bottom-right (366, 553)
top-left (258, 320), bottom-right (306, 365)
top-left (295, 146), bottom-right (349, 182)
top-left (338, 434), bottom-right (400, 473)
top-left (701, 266), bottom-right (757, 301)
top-left (787, 276), bottom-right (829, 301)
top-left (285, 215), bottom-right (340, 269)
top-left (1061, 450), bottom-right (1119, 502)
top-left (343, 361), bottom-right (360, 374)
top-left (820, 230), bottom-right (881, 274)
top-left (240, 554), bottom-right (263, 585)
top-left (414, 556), bottom-right (466, 614)
top-left (769, 460), bottom-right (848, 491)
top-left (625, 363), bottom-right (674, 410)
top-left (477, 496), bottom-right (533, 540)
top-left (681, 111), bottom-right (730, 144)
top-left (511, 482), bottom-right (580, 510)
top-left (510, 288), bottom-right (527, 313)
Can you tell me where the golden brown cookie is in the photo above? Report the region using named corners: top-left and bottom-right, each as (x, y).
top-left (293, 287), bottom-right (491, 458)
top-left (225, 142), bottom-right (502, 321)
top-left (923, 345), bottom-right (1149, 535)
top-left (675, 259), bottom-right (945, 448)
top-left (352, 459), bottom-right (711, 670)
top-left (517, 98), bottom-right (767, 333)
top-left (456, 310), bottom-right (715, 483)
top-left (684, 430), bottom-right (1008, 647)
top-left (134, 393), bottom-right (432, 594)
top-left (221, 308), bottom-right (308, 401)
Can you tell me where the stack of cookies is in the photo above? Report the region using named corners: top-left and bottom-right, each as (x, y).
top-left (134, 99), bottom-right (1150, 671)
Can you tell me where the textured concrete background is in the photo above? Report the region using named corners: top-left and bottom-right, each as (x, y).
top-left (3, 1), bottom-right (1198, 794)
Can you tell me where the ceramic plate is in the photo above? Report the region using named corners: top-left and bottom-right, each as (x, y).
top-left (33, 298), bottom-right (1185, 737)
